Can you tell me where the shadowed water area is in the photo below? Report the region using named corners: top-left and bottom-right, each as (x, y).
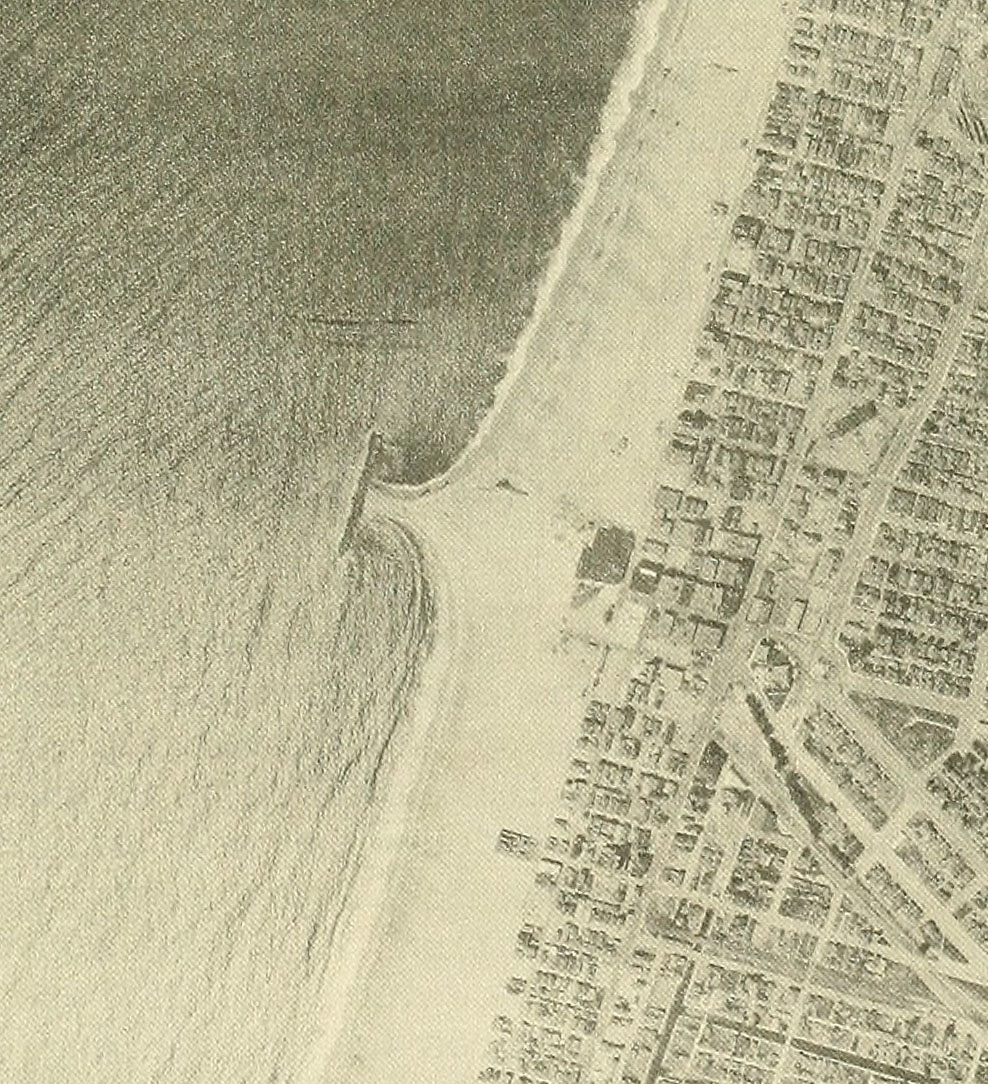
top-left (0, 2), bottom-right (636, 1080)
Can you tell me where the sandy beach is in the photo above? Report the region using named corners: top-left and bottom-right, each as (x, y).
top-left (316, 0), bottom-right (791, 1080)
top-left (383, 0), bottom-right (690, 500)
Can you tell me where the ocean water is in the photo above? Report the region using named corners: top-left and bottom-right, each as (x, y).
top-left (0, 2), bottom-right (637, 1081)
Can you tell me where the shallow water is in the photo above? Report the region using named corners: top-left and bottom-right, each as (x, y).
top-left (0, 516), bottom-right (433, 1083)
top-left (0, 3), bottom-right (636, 1080)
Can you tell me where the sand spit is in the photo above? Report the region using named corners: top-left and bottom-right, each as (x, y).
top-left (321, 0), bottom-right (792, 1080)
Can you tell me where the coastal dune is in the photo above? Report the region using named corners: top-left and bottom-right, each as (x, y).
top-left (321, 0), bottom-right (791, 1081)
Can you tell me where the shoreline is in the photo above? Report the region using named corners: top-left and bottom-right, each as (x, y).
top-left (328, 484), bottom-right (596, 1082)
top-left (310, 0), bottom-right (692, 1060)
top-left (299, 514), bottom-right (455, 1084)
top-left (315, 0), bottom-right (793, 1079)
top-left (376, 0), bottom-right (688, 502)
top-left (307, 4), bottom-right (695, 1064)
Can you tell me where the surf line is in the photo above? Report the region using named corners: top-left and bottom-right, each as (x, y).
top-left (378, 0), bottom-right (684, 501)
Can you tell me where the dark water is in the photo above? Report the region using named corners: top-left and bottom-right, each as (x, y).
top-left (0, 3), bottom-right (637, 1081)
top-left (2, 0), bottom-right (636, 487)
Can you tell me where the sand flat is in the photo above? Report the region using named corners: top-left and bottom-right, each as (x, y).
top-left (318, 0), bottom-right (791, 1080)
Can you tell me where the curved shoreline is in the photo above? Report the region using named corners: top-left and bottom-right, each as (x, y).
top-left (315, 0), bottom-right (795, 1076)
top-left (317, 0), bottom-right (686, 1047)
top-left (315, 2), bottom-right (689, 1054)
top-left (301, 513), bottom-right (458, 1084)
top-left (376, 0), bottom-right (687, 502)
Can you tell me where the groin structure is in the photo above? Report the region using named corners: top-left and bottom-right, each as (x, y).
top-left (338, 430), bottom-right (385, 556)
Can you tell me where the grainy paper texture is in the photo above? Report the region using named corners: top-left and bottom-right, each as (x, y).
top-left (10, 1), bottom-right (988, 1083)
